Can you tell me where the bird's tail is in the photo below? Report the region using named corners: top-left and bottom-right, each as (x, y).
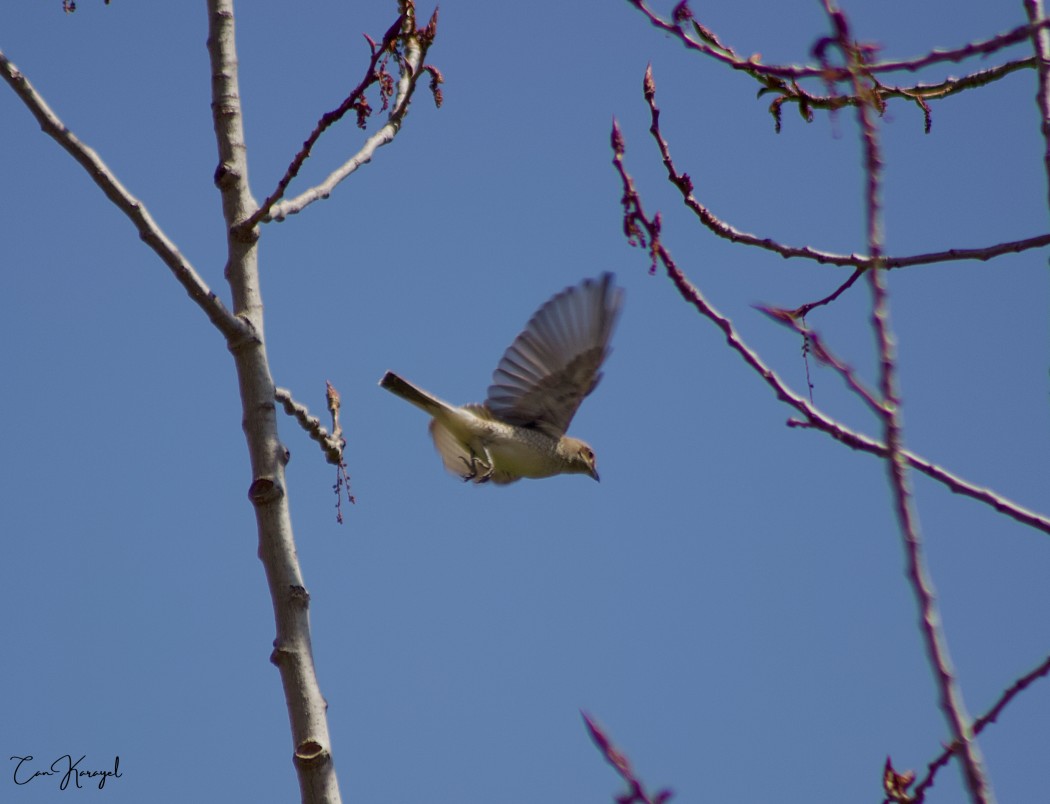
top-left (379, 371), bottom-right (451, 416)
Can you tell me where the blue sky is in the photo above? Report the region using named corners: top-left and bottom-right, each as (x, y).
top-left (2, 2), bottom-right (1048, 802)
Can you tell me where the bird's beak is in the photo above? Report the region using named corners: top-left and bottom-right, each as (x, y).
top-left (589, 466), bottom-right (600, 482)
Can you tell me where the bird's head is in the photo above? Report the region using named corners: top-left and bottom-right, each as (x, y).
top-left (559, 436), bottom-right (600, 482)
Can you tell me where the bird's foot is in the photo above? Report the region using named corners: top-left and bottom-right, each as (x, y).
top-left (459, 454), bottom-right (493, 483)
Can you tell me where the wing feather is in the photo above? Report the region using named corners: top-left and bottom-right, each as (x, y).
top-left (486, 273), bottom-right (623, 439)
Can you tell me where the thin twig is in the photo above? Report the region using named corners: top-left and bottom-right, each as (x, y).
top-left (793, 268), bottom-right (864, 317)
top-left (871, 22), bottom-right (1047, 74)
top-left (879, 57), bottom-right (1034, 101)
top-left (789, 418), bottom-right (1050, 533)
top-left (582, 712), bottom-right (672, 804)
top-left (325, 381), bottom-right (355, 522)
top-left (757, 306), bottom-right (884, 413)
top-left (275, 387), bottom-right (345, 465)
top-left (760, 58), bottom-right (1034, 133)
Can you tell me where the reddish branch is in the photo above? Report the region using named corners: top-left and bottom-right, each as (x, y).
top-left (838, 6), bottom-right (993, 800)
top-left (1025, 0), bottom-right (1050, 211)
top-left (906, 652), bottom-right (1050, 802)
top-left (640, 62), bottom-right (1050, 303)
top-left (582, 713), bottom-right (672, 804)
top-left (758, 305), bottom-right (883, 413)
top-left (613, 114), bottom-right (1050, 537)
top-left (636, 0), bottom-right (1050, 140)
top-left (238, 1), bottom-right (440, 231)
top-left (629, 0), bottom-right (1050, 81)
top-left (620, 4), bottom-right (1050, 802)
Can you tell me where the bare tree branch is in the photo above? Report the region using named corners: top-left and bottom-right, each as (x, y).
top-left (828, 4), bottom-right (990, 798)
top-left (765, 57), bottom-right (1034, 133)
top-left (239, 13), bottom-right (408, 230)
top-left (620, 4), bottom-right (1047, 802)
top-left (757, 305), bottom-right (884, 414)
top-left (1025, 0), bottom-right (1050, 211)
top-left (908, 652), bottom-right (1050, 803)
top-left (613, 119), bottom-right (1050, 538)
top-left (792, 268), bottom-right (864, 317)
top-left (0, 48), bottom-right (244, 342)
top-left (275, 385), bottom-right (353, 522)
top-left (265, 1), bottom-right (438, 223)
top-left (640, 64), bottom-right (1050, 277)
top-left (275, 387), bottom-right (346, 465)
top-left (6, 4), bottom-right (372, 800)
top-left (628, 0), bottom-right (1050, 81)
top-left (207, 1), bottom-right (344, 801)
top-left (582, 712), bottom-right (672, 804)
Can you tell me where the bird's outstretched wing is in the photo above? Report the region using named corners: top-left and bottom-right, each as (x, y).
top-left (485, 273), bottom-right (623, 439)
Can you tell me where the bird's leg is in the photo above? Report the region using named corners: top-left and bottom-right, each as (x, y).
top-left (457, 455), bottom-right (476, 481)
top-left (458, 446), bottom-right (494, 483)
top-left (477, 444), bottom-right (495, 482)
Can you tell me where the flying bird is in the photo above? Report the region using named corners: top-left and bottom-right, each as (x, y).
top-left (380, 273), bottom-right (623, 484)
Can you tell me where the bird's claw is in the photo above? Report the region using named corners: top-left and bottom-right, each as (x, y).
top-left (460, 452), bottom-right (493, 483)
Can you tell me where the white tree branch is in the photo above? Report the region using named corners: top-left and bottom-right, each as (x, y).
top-left (206, 1), bottom-right (344, 802)
top-left (0, 48), bottom-right (243, 342)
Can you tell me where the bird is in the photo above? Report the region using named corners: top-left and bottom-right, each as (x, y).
top-left (379, 273), bottom-right (623, 484)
